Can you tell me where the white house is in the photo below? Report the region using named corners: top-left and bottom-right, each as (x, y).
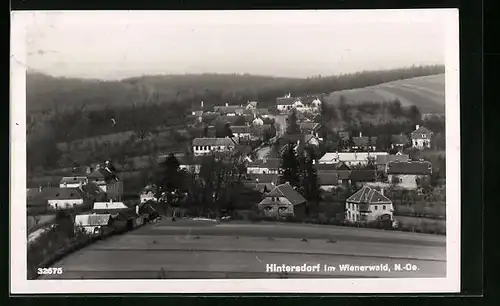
top-left (387, 161), bottom-right (433, 189)
top-left (345, 186), bottom-right (394, 224)
top-left (318, 152), bottom-right (388, 167)
top-left (74, 213), bottom-right (112, 236)
top-left (276, 93), bottom-right (297, 112)
top-left (252, 116), bottom-right (264, 126)
top-left (247, 158), bottom-right (281, 174)
top-left (410, 125), bottom-right (433, 149)
top-left (45, 187), bottom-right (86, 210)
top-left (59, 176), bottom-right (88, 188)
top-left (246, 101), bottom-right (258, 109)
top-left (231, 126), bottom-right (252, 140)
top-left (93, 200), bottom-right (129, 211)
top-left (192, 137), bottom-right (235, 156)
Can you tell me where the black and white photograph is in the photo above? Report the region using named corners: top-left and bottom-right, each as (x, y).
top-left (10, 9), bottom-right (460, 294)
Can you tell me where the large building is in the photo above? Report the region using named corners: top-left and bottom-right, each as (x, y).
top-left (387, 161), bottom-right (433, 189)
top-left (318, 152), bottom-right (388, 167)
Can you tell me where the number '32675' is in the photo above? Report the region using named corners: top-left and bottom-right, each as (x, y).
top-left (37, 267), bottom-right (63, 275)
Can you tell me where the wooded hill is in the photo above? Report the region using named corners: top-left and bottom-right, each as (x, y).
top-left (27, 65), bottom-right (444, 113)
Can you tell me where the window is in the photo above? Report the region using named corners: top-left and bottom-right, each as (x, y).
top-left (383, 205), bottom-right (386, 210)
top-left (374, 205), bottom-right (378, 210)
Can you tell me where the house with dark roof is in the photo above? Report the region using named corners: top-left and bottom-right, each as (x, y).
top-left (247, 158), bottom-right (281, 174)
top-left (59, 176), bottom-right (88, 188)
top-left (387, 161), bottom-right (433, 189)
top-left (276, 93), bottom-right (299, 112)
top-left (192, 137), bottom-right (236, 156)
top-left (318, 173), bottom-right (339, 191)
top-left (258, 182), bottom-right (307, 219)
top-left (88, 166), bottom-right (123, 201)
top-left (375, 154), bottom-right (410, 172)
top-left (391, 134), bottom-right (410, 149)
top-left (350, 170), bottom-right (377, 184)
top-left (351, 132), bottom-right (377, 151)
top-left (243, 173), bottom-right (280, 193)
top-left (299, 122), bottom-right (321, 137)
top-left (345, 186), bottom-right (394, 224)
top-left (213, 104), bottom-right (245, 116)
top-left (410, 125), bottom-right (433, 149)
top-left (278, 134), bottom-right (320, 156)
top-left (231, 125), bottom-right (252, 140)
top-left (38, 187), bottom-right (89, 211)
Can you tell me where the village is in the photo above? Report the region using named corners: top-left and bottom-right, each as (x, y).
top-left (27, 92), bottom-right (445, 245)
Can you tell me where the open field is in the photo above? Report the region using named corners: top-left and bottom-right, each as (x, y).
top-left (325, 74), bottom-right (445, 113)
top-left (41, 219), bottom-right (446, 279)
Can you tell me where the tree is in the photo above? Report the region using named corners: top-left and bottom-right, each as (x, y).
top-left (280, 143), bottom-right (301, 188)
top-left (407, 105), bottom-right (422, 123)
top-left (153, 154), bottom-right (185, 215)
top-left (234, 115), bottom-right (247, 126)
top-left (300, 147), bottom-right (320, 216)
top-left (286, 109), bottom-right (300, 135)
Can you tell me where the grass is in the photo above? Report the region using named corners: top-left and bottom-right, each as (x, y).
top-left (395, 216), bottom-right (446, 235)
top-left (325, 74), bottom-right (445, 113)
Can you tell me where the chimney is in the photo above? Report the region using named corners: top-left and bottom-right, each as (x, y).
top-left (201, 100), bottom-right (204, 109)
top-left (359, 131), bottom-right (362, 137)
top-left (135, 205), bottom-right (139, 215)
top-left (416, 125), bottom-right (420, 130)
top-left (110, 198), bottom-right (113, 204)
top-left (225, 102), bottom-right (229, 107)
top-left (39, 186), bottom-right (42, 192)
top-left (380, 188), bottom-right (384, 196)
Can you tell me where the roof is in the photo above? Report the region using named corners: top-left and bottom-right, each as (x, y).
top-left (37, 187), bottom-right (84, 200)
top-left (318, 173), bottom-right (339, 186)
top-left (276, 97), bottom-right (296, 105)
top-left (375, 154), bottom-right (410, 165)
top-left (88, 168), bottom-right (119, 183)
top-left (346, 186), bottom-right (392, 204)
top-left (74, 214), bottom-right (111, 226)
top-left (254, 108), bottom-right (269, 115)
top-left (248, 158), bottom-right (281, 169)
top-left (387, 161), bottom-right (433, 175)
top-left (192, 137), bottom-right (235, 146)
top-left (299, 122), bottom-right (320, 132)
top-left (265, 183), bottom-right (307, 206)
top-left (319, 152), bottom-right (388, 163)
top-left (231, 125), bottom-right (252, 134)
top-left (352, 136), bottom-right (378, 147)
top-left (93, 201), bottom-right (129, 211)
top-left (214, 105), bottom-right (245, 114)
top-left (247, 173), bottom-right (280, 184)
top-left (349, 170), bottom-right (377, 182)
top-left (411, 126), bottom-right (433, 139)
top-left (81, 182), bottom-right (105, 198)
top-left (391, 134), bottom-right (410, 145)
top-left (246, 101), bottom-right (258, 108)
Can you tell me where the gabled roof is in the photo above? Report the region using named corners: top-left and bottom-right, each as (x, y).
top-left (318, 173), bottom-right (339, 186)
top-left (248, 158), bottom-right (281, 169)
top-left (375, 154), bottom-right (410, 165)
top-left (246, 101), bottom-right (258, 108)
top-left (350, 170), bottom-right (377, 182)
top-left (346, 186), bottom-right (392, 204)
top-left (214, 105), bottom-right (245, 114)
top-left (276, 97), bottom-right (297, 105)
top-left (319, 152), bottom-right (388, 163)
top-left (247, 173), bottom-right (280, 184)
top-left (352, 136), bottom-right (378, 147)
top-left (93, 201), bottom-right (128, 211)
top-left (88, 168), bottom-right (119, 183)
top-left (37, 187), bottom-right (84, 200)
top-left (60, 176), bottom-right (87, 185)
top-left (192, 137), bottom-right (235, 146)
top-left (231, 125), bottom-right (252, 134)
top-left (265, 183), bottom-right (306, 206)
top-left (391, 134), bottom-right (410, 145)
top-left (387, 161), bottom-right (433, 175)
top-left (74, 214), bottom-right (111, 226)
top-left (299, 122), bottom-right (320, 132)
top-left (411, 126), bottom-right (433, 139)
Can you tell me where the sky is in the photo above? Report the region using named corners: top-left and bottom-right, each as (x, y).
top-left (20, 10), bottom-right (453, 80)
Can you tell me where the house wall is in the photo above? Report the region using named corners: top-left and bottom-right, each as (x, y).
top-left (320, 185), bottom-right (337, 192)
top-left (277, 105), bottom-right (293, 112)
top-left (59, 182), bottom-right (87, 188)
top-left (193, 145), bottom-right (234, 156)
top-left (247, 167), bottom-right (269, 174)
top-left (179, 164), bottom-right (201, 173)
top-left (412, 138), bottom-right (431, 149)
top-left (48, 198), bottom-right (84, 210)
top-left (345, 201), bottom-right (393, 223)
top-left (106, 181), bottom-right (124, 201)
top-left (258, 196), bottom-right (294, 217)
top-left (234, 132), bottom-right (251, 140)
top-left (387, 174), bottom-right (418, 189)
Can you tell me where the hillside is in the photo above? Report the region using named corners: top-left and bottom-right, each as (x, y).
top-left (324, 74), bottom-right (445, 113)
top-left (26, 66), bottom-right (444, 113)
